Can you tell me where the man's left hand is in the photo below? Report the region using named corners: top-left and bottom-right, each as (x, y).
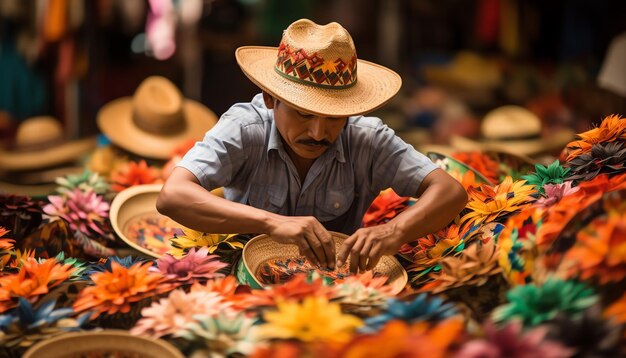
top-left (336, 224), bottom-right (403, 274)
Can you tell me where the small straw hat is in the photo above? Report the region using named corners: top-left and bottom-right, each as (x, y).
top-left (97, 76), bottom-right (218, 160)
top-left (23, 330), bottom-right (184, 358)
top-left (238, 232), bottom-right (408, 294)
top-left (450, 105), bottom-right (574, 156)
top-left (0, 116), bottom-right (96, 171)
top-left (236, 19), bottom-right (402, 117)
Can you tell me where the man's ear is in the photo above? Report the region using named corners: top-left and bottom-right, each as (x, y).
top-left (262, 91), bottom-right (275, 109)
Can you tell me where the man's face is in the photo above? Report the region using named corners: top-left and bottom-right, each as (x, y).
top-left (265, 93), bottom-right (347, 160)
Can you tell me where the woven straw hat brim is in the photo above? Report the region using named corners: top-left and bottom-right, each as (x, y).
top-left (23, 330), bottom-right (184, 358)
top-left (236, 46), bottom-right (402, 117)
top-left (242, 233), bottom-right (408, 294)
top-left (97, 97), bottom-right (217, 160)
top-left (0, 137), bottom-right (96, 171)
top-left (450, 128), bottom-right (575, 156)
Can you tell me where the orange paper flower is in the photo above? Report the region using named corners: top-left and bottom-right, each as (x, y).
top-left (453, 151), bottom-right (500, 184)
top-left (110, 160), bottom-right (162, 193)
top-left (73, 261), bottom-right (174, 318)
top-left (460, 177), bottom-right (536, 229)
top-left (604, 293), bottom-right (626, 325)
top-left (0, 258), bottom-right (75, 313)
top-left (565, 114), bottom-right (626, 161)
top-left (564, 210), bottom-right (626, 284)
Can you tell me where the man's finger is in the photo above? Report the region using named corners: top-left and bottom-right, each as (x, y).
top-left (297, 240), bottom-right (320, 267)
top-left (349, 237), bottom-right (365, 274)
top-left (314, 227), bottom-right (335, 269)
top-left (359, 240), bottom-right (372, 273)
top-left (366, 243), bottom-right (383, 271)
top-left (337, 235), bottom-right (357, 267)
top-left (304, 232), bottom-right (327, 268)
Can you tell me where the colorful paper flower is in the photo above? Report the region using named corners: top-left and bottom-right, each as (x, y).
top-left (0, 298), bottom-right (86, 354)
top-left (334, 271), bottom-right (395, 308)
top-left (497, 207), bottom-right (541, 286)
top-left (236, 273), bottom-right (337, 310)
top-left (452, 151), bottom-right (500, 184)
top-left (521, 160), bottom-right (571, 194)
top-left (564, 114), bottom-right (626, 161)
top-left (55, 169), bottom-right (110, 195)
top-left (564, 210), bottom-right (626, 284)
top-left (256, 296), bottom-right (363, 343)
top-left (361, 293), bottom-right (458, 333)
top-left (492, 278), bottom-right (598, 327)
top-left (178, 311), bottom-right (259, 357)
top-left (422, 240), bottom-right (503, 293)
top-left (153, 247), bottom-right (227, 285)
top-left (362, 188), bottom-right (412, 227)
top-left (460, 177), bottom-right (536, 229)
top-left (339, 319), bottom-right (463, 358)
top-left (0, 258), bottom-right (75, 313)
top-left (547, 304), bottom-right (623, 358)
top-left (0, 194), bottom-right (44, 240)
top-left (168, 228), bottom-right (243, 257)
top-left (0, 227), bottom-right (14, 270)
top-left (44, 188), bottom-right (111, 239)
top-left (567, 141), bottom-right (626, 182)
top-left (131, 289), bottom-right (232, 338)
top-left (110, 160), bottom-right (162, 193)
top-left (73, 261), bottom-right (175, 319)
top-left (456, 320), bottom-right (574, 358)
top-left (534, 181), bottom-right (579, 208)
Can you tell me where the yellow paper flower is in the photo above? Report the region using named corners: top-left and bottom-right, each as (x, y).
top-left (168, 228), bottom-right (242, 257)
top-left (257, 296), bottom-right (362, 343)
top-left (460, 176), bottom-right (536, 228)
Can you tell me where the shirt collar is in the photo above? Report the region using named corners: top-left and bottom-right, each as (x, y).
top-left (267, 117), bottom-right (346, 164)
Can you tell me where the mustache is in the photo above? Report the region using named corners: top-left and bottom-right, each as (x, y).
top-left (297, 139), bottom-right (331, 147)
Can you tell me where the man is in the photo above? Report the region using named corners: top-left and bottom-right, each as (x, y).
top-left (157, 19), bottom-right (467, 274)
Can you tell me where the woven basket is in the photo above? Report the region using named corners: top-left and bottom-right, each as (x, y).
top-left (22, 330), bottom-right (184, 358)
top-left (238, 232), bottom-right (408, 294)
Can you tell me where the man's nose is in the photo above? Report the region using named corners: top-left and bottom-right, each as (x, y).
top-left (308, 117), bottom-right (327, 141)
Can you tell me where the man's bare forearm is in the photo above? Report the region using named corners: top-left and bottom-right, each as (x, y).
top-left (157, 167), bottom-right (280, 234)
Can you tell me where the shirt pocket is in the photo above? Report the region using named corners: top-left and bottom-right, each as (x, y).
top-left (315, 184), bottom-right (355, 223)
top-left (247, 183), bottom-right (287, 213)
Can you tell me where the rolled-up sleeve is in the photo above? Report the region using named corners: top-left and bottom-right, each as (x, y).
top-left (176, 112), bottom-right (248, 190)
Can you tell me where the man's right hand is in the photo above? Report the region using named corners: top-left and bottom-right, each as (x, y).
top-left (268, 215), bottom-right (335, 270)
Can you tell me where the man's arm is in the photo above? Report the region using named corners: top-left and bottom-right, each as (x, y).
top-left (157, 167), bottom-right (336, 268)
top-left (336, 168), bottom-right (467, 273)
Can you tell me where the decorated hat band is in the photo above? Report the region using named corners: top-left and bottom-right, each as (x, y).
top-left (274, 41), bottom-right (358, 89)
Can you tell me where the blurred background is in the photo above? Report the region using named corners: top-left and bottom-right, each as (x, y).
top-left (1, 0), bottom-right (625, 150)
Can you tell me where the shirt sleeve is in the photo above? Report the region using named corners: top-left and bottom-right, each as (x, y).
top-left (176, 107), bottom-right (252, 190)
top-left (352, 117), bottom-right (438, 197)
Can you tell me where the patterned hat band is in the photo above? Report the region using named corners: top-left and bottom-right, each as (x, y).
top-left (274, 42), bottom-right (358, 89)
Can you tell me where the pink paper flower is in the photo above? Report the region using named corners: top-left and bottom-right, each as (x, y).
top-left (153, 247), bottom-right (227, 284)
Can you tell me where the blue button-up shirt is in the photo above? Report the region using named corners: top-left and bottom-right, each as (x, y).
top-left (177, 94), bottom-right (437, 234)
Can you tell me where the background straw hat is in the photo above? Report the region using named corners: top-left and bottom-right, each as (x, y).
top-left (450, 105), bottom-right (574, 156)
top-left (97, 76), bottom-right (218, 160)
top-left (235, 19), bottom-right (402, 117)
top-left (0, 116), bottom-right (96, 171)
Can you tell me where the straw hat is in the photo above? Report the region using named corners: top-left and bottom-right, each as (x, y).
top-left (97, 76), bottom-right (218, 160)
top-left (235, 19), bottom-right (402, 117)
top-left (0, 116), bottom-right (96, 171)
top-left (23, 330), bottom-right (184, 358)
top-left (450, 105), bottom-right (574, 156)
top-left (237, 232), bottom-right (408, 294)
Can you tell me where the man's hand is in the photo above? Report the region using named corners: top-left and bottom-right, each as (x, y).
top-left (336, 224), bottom-right (403, 274)
top-left (268, 216), bottom-right (335, 269)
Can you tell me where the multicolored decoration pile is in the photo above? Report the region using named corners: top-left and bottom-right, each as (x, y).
top-left (1, 115), bottom-right (626, 357)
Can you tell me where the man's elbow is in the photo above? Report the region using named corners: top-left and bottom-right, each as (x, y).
top-left (450, 180), bottom-right (468, 213)
top-left (156, 188), bottom-right (175, 216)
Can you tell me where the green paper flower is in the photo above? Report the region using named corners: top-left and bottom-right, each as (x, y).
top-left (521, 160), bottom-right (570, 195)
top-left (492, 278), bottom-right (598, 327)
top-left (55, 169), bottom-right (110, 195)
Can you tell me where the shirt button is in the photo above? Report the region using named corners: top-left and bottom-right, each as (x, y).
top-left (334, 202), bottom-right (341, 209)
